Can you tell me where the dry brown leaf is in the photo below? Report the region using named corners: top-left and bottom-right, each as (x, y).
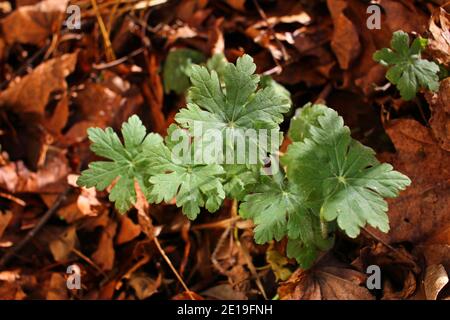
top-left (225, 0), bottom-right (245, 11)
top-left (49, 226), bottom-right (78, 262)
top-left (375, 119), bottom-right (450, 244)
top-left (46, 273), bottom-right (68, 300)
top-left (379, 0), bottom-right (428, 34)
top-left (128, 272), bottom-right (161, 300)
top-left (0, 52), bottom-right (77, 115)
top-left (424, 264), bottom-right (449, 300)
top-left (0, 0), bottom-right (68, 45)
top-left (278, 254), bottom-right (374, 300)
top-left (327, 0), bottom-right (361, 70)
top-left (201, 284), bottom-right (248, 300)
top-left (429, 6), bottom-right (450, 67)
top-left (92, 220), bottom-right (117, 271)
top-left (0, 210), bottom-right (12, 239)
top-left (74, 82), bottom-right (123, 127)
top-left (116, 215), bottom-right (141, 245)
top-left (0, 150), bottom-right (69, 193)
top-left (426, 77), bottom-right (450, 152)
top-left (353, 243), bottom-right (420, 300)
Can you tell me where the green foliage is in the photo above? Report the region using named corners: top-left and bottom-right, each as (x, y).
top-left (79, 55), bottom-right (410, 269)
top-left (373, 30), bottom-right (440, 100)
top-left (282, 103), bottom-right (411, 238)
top-left (163, 48), bottom-right (205, 94)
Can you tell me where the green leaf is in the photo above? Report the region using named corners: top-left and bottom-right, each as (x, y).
top-left (373, 30), bottom-right (440, 100)
top-left (163, 48), bottom-right (206, 94)
top-left (283, 104), bottom-right (411, 238)
top-left (240, 175), bottom-right (302, 243)
top-left (175, 54), bottom-right (291, 166)
top-left (77, 115), bottom-right (159, 213)
top-left (147, 125), bottom-right (226, 219)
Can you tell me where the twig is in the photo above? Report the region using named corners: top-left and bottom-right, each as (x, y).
top-left (153, 236), bottom-right (196, 300)
top-left (91, 0), bottom-right (116, 61)
top-left (0, 191), bottom-right (26, 206)
top-left (252, 0), bottom-right (289, 62)
top-left (315, 83), bottom-right (333, 104)
top-left (0, 187), bottom-right (71, 269)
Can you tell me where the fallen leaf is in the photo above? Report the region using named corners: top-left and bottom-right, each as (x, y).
top-left (428, 5), bottom-right (450, 67)
top-left (353, 243), bottom-right (420, 300)
top-left (0, 0), bottom-right (69, 45)
top-left (278, 254), bottom-right (374, 300)
top-left (0, 52), bottom-right (78, 115)
top-left (424, 264), bottom-right (449, 300)
top-left (327, 0), bottom-right (361, 69)
top-left (375, 119), bottom-right (450, 244)
top-left (0, 210), bottom-right (13, 239)
top-left (426, 77), bottom-right (450, 152)
top-left (0, 150), bottom-right (69, 193)
top-left (128, 272), bottom-right (160, 300)
top-left (92, 220), bottom-right (117, 271)
top-left (49, 226), bottom-right (78, 262)
top-left (201, 284), bottom-right (248, 300)
top-left (46, 273), bottom-right (68, 300)
top-left (116, 215), bottom-right (141, 245)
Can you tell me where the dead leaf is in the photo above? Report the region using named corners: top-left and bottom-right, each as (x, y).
top-left (354, 243), bottom-right (420, 300)
top-left (74, 82), bottom-right (123, 128)
top-left (116, 215), bottom-right (141, 245)
top-left (0, 0), bottom-right (69, 45)
top-left (128, 272), bottom-right (160, 300)
top-left (0, 210), bottom-right (13, 239)
top-left (279, 254), bottom-right (374, 300)
top-left (327, 0), bottom-right (361, 70)
top-left (424, 264), bottom-right (449, 300)
top-left (46, 273), bottom-right (68, 300)
top-left (201, 284), bottom-right (248, 300)
top-left (92, 220), bottom-right (117, 271)
top-left (428, 5), bottom-right (450, 67)
top-left (426, 77), bottom-right (450, 152)
top-left (0, 150), bottom-right (69, 193)
top-left (375, 119), bottom-right (450, 244)
top-left (225, 0), bottom-right (245, 11)
top-left (0, 52), bottom-right (78, 115)
top-left (49, 226), bottom-right (78, 262)
top-left (266, 244), bottom-right (292, 281)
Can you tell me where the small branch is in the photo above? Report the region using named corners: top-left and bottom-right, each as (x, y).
top-left (91, 0), bottom-right (116, 61)
top-left (153, 236), bottom-right (195, 300)
top-left (315, 83), bottom-right (333, 105)
top-left (252, 0), bottom-right (289, 62)
top-left (0, 187), bottom-right (71, 269)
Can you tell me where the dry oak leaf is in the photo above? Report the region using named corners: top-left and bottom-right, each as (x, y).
top-left (0, 52), bottom-right (78, 115)
top-left (327, 0), bottom-right (361, 70)
top-left (0, 210), bottom-right (13, 239)
top-left (278, 254), bottom-right (374, 300)
top-left (92, 220), bottom-right (117, 271)
top-left (426, 77), bottom-right (450, 152)
top-left (0, 150), bottom-right (70, 193)
top-left (49, 226), bottom-right (78, 262)
top-left (46, 273), bottom-right (68, 300)
top-left (0, 0), bottom-right (69, 46)
top-left (428, 5), bottom-right (450, 67)
top-left (376, 119), bottom-right (450, 244)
